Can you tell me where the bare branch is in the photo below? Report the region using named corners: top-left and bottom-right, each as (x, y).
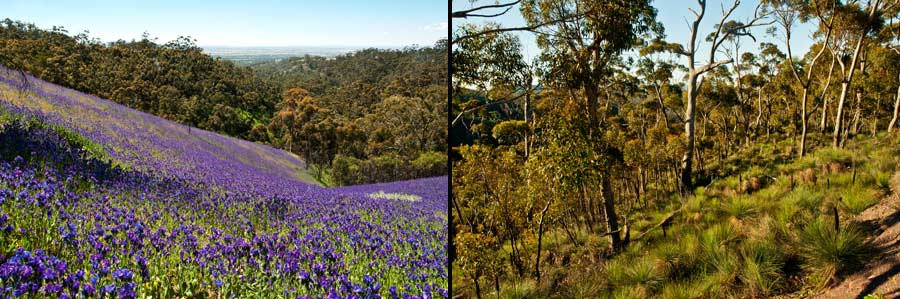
top-left (452, 92), bottom-right (527, 126)
top-left (451, 12), bottom-right (585, 44)
top-left (452, 0), bottom-right (521, 19)
top-left (460, 9), bottom-right (516, 19)
top-left (688, 7), bottom-right (700, 18)
top-left (696, 59), bottom-right (733, 75)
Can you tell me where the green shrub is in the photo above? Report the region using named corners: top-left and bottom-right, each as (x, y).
top-left (491, 120), bottom-right (528, 145)
top-left (411, 151), bottom-right (447, 177)
top-left (653, 236), bottom-right (700, 280)
top-left (606, 256), bottom-right (661, 291)
top-left (610, 285), bottom-right (647, 299)
top-left (501, 278), bottom-right (538, 298)
top-left (871, 170), bottom-right (892, 194)
top-left (725, 196), bottom-right (757, 219)
top-left (890, 172), bottom-right (900, 195)
top-left (783, 186), bottom-right (824, 211)
top-left (815, 147), bottom-right (854, 166)
top-left (799, 218), bottom-right (873, 287)
top-left (658, 280), bottom-right (706, 299)
top-left (698, 224), bottom-right (740, 281)
top-left (739, 240), bottom-right (785, 297)
top-left (330, 154), bottom-right (363, 186)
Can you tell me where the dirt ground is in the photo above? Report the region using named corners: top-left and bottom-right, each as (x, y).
top-left (812, 188), bottom-right (900, 299)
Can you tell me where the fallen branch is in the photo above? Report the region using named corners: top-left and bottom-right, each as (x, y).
top-left (634, 207), bottom-right (684, 241)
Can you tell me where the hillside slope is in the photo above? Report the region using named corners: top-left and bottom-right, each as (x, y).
top-left (812, 173), bottom-right (900, 299)
top-left (0, 66), bottom-right (319, 190)
top-left (0, 66), bottom-right (448, 298)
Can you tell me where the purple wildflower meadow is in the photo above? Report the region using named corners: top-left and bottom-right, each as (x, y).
top-left (0, 66), bottom-right (447, 298)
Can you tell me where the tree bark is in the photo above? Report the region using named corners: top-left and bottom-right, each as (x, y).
top-left (681, 71), bottom-right (699, 190)
top-left (755, 89), bottom-right (763, 130)
top-left (834, 81), bottom-right (851, 147)
top-left (833, 0), bottom-right (880, 147)
top-left (473, 275), bottom-right (482, 299)
top-left (524, 92), bottom-right (531, 158)
top-left (600, 175), bottom-right (622, 251)
top-left (800, 90), bottom-right (809, 157)
top-left (821, 58), bottom-right (836, 132)
top-left (888, 74), bottom-right (900, 133)
top-left (851, 92), bottom-right (862, 136)
top-left (534, 198), bottom-right (552, 281)
top-left (655, 86), bottom-right (670, 129)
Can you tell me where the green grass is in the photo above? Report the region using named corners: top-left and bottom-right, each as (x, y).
top-left (457, 133), bottom-right (896, 298)
top-left (739, 239), bottom-right (785, 296)
top-left (799, 217), bottom-right (873, 288)
top-left (840, 185), bottom-right (881, 214)
top-left (724, 195), bottom-right (758, 219)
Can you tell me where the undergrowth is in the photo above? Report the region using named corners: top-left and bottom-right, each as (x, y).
top-left (463, 133), bottom-right (900, 298)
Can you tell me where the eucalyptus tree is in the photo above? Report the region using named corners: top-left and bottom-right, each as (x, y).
top-left (451, 23), bottom-right (532, 132)
top-left (885, 7), bottom-right (900, 132)
top-left (451, 0), bottom-right (584, 45)
top-left (756, 43), bottom-right (787, 137)
top-left (662, 0), bottom-right (770, 190)
top-left (769, 0), bottom-right (836, 157)
top-left (637, 42), bottom-right (686, 130)
top-left (827, 0), bottom-right (887, 147)
top-left (520, 0), bottom-right (659, 251)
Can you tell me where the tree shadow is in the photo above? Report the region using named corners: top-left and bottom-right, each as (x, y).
top-left (855, 262), bottom-right (900, 299)
top-left (857, 205), bottom-right (900, 237)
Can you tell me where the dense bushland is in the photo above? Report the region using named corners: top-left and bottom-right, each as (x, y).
top-left (452, 0), bottom-right (900, 298)
top-left (0, 19), bottom-right (447, 185)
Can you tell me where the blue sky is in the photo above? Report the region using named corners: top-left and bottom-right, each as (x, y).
top-left (453, 0), bottom-right (818, 67)
top-left (1, 0), bottom-right (448, 47)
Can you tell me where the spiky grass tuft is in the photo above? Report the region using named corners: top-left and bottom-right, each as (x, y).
top-left (799, 218), bottom-right (873, 288)
top-left (739, 240), bottom-right (785, 296)
top-left (839, 185), bottom-right (881, 214)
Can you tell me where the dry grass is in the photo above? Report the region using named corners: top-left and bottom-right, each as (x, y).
top-left (798, 168), bottom-right (818, 184)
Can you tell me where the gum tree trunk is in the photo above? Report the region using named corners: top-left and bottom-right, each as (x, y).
top-left (601, 175), bottom-right (622, 251)
top-left (888, 74), bottom-right (900, 132)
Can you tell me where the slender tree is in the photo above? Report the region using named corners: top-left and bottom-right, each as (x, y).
top-left (771, 0), bottom-right (835, 157)
top-left (663, 0), bottom-right (770, 190)
top-left (886, 10), bottom-right (900, 132)
top-left (830, 0), bottom-right (884, 147)
top-left (521, 0), bottom-right (658, 251)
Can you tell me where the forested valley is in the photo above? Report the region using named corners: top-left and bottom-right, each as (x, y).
top-left (0, 18), bottom-right (447, 186)
top-left (451, 0), bottom-right (900, 298)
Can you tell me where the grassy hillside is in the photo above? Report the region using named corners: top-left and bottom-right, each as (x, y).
top-left (453, 132), bottom-right (900, 298)
top-left (0, 66), bottom-right (448, 298)
top-left (0, 66), bottom-right (319, 187)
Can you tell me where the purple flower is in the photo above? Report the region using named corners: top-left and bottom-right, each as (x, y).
top-left (102, 284), bottom-right (116, 294)
top-left (82, 283), bottom-right (95, 296)
top-left (113, 268), bottom-right (133, 281)
top-left (44, 283), bottom-right (63, 293)
top-left (118, 282), bottom-right (136, 299)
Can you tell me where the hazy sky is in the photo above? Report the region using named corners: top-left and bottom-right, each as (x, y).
top-left (1, 0), bottom-right (448, 47)
top-left (453, 0), bottom-right (818, 66)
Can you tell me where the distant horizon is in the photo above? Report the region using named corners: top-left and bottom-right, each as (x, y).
top-left (199, 43), bottom-right (440, 49)
top-left (1, 0), bottom-right (446, 47)
top-left (0, 16), bottom-right (445, 49)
